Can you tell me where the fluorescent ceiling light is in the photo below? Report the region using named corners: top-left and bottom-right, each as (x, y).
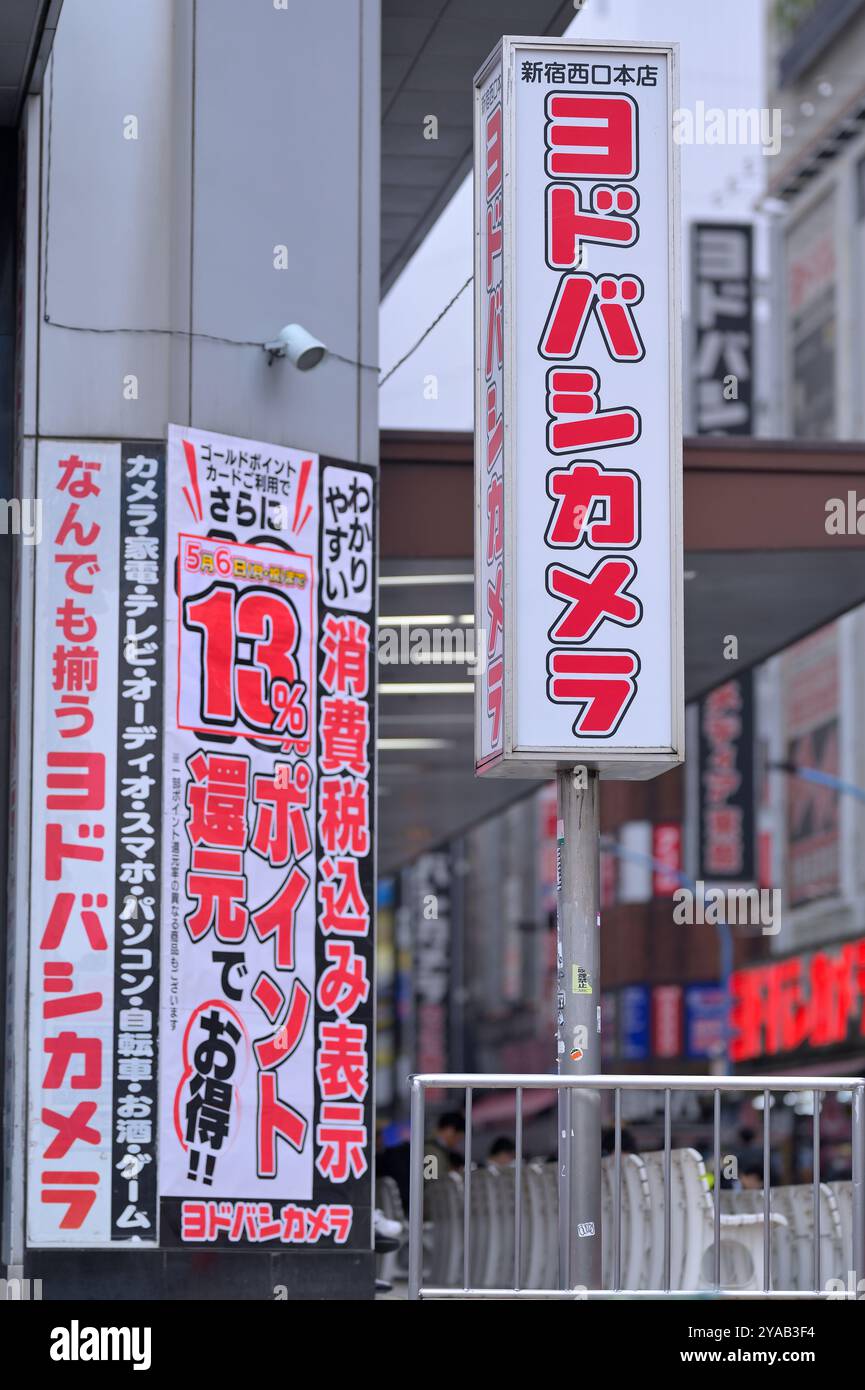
top-left (379, 682), bottom-right (474, 696)
top-left (458, 614), bottom-right (474, 624)
top-left (379, 574), bottom-right (472, 587)
top-left (408, 652), bottom-right (473, 664)
top-left (378, 738), bottom-right (451, 750)
top-left (378, 614), bottom-right (456, 626)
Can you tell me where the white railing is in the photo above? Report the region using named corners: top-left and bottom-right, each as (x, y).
top-left (407, 1073), bottom-right (865, 1300)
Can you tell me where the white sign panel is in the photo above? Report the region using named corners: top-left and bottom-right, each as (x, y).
top-left (474, 39), bottom-right (683, 779)
top-left (159, 426), bottom-right (375, 1252)
top-left (28, 441), bottom-right (166, 1247)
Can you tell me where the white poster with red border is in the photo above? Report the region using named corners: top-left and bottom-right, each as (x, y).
top-left (158, 425), bottom-right (375, 1251)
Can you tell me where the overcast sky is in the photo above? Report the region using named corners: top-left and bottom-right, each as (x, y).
top-left (379, 0), bottom-right (769, 431)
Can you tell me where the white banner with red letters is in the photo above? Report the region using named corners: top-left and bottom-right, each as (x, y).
top-left (474, 39), bottom-right (682, 779)
top-left (25, 431), bottom-right (374, 1251)
top-left (158, 426), bottom-right (375, 1251)
top-left (475, 52), bottom-right (506, 771)
top-left (28, 441), bottom-right (166, 1247)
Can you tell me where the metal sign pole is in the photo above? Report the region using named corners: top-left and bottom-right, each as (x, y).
top-left (556, 768), bottom-right (601, 1291)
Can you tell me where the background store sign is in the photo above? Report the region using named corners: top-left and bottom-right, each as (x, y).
top-left (691, 222), bottom-right (754, 435)
top-left (652, 821), bottom-right (682, 896)
top-left (784, 626), bottom-right (840, 908)
top-left (601, 991), bottom-right (618, 1064)
top-left (697, 672), bottom-right (756, 882)
top-left (618, 820), bottom-right (652, 903)
top-left (684, 983), bottom-right (725, 1060)
top-left (652, 984), bottom-right (683, 1058)
top-left (474, 37), bottom-right (683, 779)
top-left (787, 194), bottom-right (836, 440)
top-left (730, 937), bottom-right (865, 1062)
top-left (619, 984), bottom-right (650, 1060)
top-left (26, 429), bottom-right (376, 1251)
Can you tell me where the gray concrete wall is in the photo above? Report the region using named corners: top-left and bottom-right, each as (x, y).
top-left (11, 0), bottom-right (379, 1299)
top-left (30, 0), bottom-right (379, 464)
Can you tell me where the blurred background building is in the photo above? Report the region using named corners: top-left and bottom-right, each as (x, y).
top-left (4, 0), bottom-right (865, 1298)
top-left (375, 0), bottom-right (865, 1184)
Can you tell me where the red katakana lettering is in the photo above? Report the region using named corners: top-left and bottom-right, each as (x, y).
top-left (547, 649), bottom-right (640, 737)
top-left (251, 762), bottom-right (311, 866)
top-left (257, 1072), bottom-right (307, 1177)
top-left (546, 182), bottom-right (638, 267)
top-left (546, 558), bottom-right (641, 643)
top-left (43, 1032), bottom-right (102, 1090)
top-left (250, 864), bottom-right (309, 969)
top-left (254, 979), bottom-right (311, 1071)
top-left (546, 459), bottom-right (639, 549)
top-left (540, 273), bottom-right (644, 362)
top-left (546, 367), bottom-right (640, 453)
top-left (545, 92), bottom-right (637, 179)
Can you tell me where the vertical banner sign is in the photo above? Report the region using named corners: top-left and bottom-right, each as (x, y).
top-left (619, 985), bottom-right (650, 1061)
top-left (684, 984), bottom-right (725, 1060)
top-left (652, 985), bottom-right (683, 1059)
top-left (28, 440), bottom-right (165, 1247)
top-left (652, 821), bottom-right (682, 896)
top-left (159, 427), bottom-right (375, 1250)
top-left (697, 673), bottom-right (755, 882)
top-left (691, 222), bottom-right (754, 434)
top-left (783, 626), bottom-right (839, 907)
top-left (475, 53), bottom-right (506, 770)
top-left (787, 196), bottom-right (837, 439)
top-left (474, 39), bottom-right (682, 778)
top-left (412, 851), bottom-right (452, 1102)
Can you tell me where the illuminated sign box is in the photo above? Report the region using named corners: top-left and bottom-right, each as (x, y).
top-left (730, 938), bottom-right (865, 1063)
top-left (474, 38), bottom-right (683, 780)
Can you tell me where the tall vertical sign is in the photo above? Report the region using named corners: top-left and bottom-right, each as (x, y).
top-left (28, 441), bottom-right (166, 1246)
top-left (475, 54), bottom-right (506, 771)
top-left (474, 40), bottom-right (682, 779)
top-left (410, 850), bottom-right (452, 1103)
top-left (691, 222), bottom-right (754, 435)
top-left (158, 426), bottom-right (375, 1251)
top-left (697, 672), bottom-right (756, 882)
top-left (25, 428), bottom-right (376, 1252)
top-left (783, 626), bottom-right (839, 907)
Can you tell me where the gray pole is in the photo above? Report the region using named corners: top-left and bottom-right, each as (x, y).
top-left (556, 768), bottom-right (602, 1291)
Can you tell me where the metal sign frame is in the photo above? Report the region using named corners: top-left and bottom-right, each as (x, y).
top-left (474, 37), bottom-right (684, 781)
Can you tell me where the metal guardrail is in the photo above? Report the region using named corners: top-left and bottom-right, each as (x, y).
top-left (407, 1073), bottom-right (865, 1300)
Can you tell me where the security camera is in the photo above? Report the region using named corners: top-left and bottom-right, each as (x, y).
top-left (264, 322), bottom-right (327, 370)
